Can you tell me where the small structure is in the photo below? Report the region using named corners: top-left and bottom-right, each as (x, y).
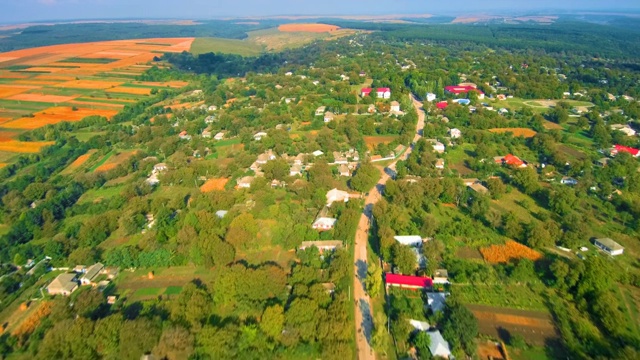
top-left (426, 93), bottom-right (437, 102)
top-left (596, 158), bottom-right (610, 167)
top-left (80, 263), bottom-right (104, 286)
top-left (561, 176), bottom-right (578, 186)
top-left (212, 132), bottom-right (224, 141)
top-left (367, 104), bottom-right (376, 114)
top-left (256, 150), bottom-right (277, 164)
top-left (236, 176), bottom-right (254, 189)
top-left (315, 106), bottom-right (327, 116)
top-left (449, 128), bottom-right (461, 139)
top-left (427, 330), bottom-right (452, 358)
top-left (290, 164), bottom-right (303, 177)
top-left (469, 182), bottom-right (489, 194)
top-left (390, 101), bottom-right (401, 113)
top-left (430, 141), bottom-right (445, 153)
top-left (204, 115), bottom-right (216, 124)
top-left (436, 101), bottom-right (448, 110)
top-left (409, 319), bottom-right (431, 331)
top-left (47, 273), bottom-right (78, 296)
top-left (153, 163), bottom-right (168, 172)
top-left (201, 129), bottom-right (212, 138)
top-left (322, 282), bottom-right (336, 295)
top-left (285, 71), bottom-right (293, 76)
top-left (453, 98), bottom-right (471, 106)
top-left (326, 188), bottom-right (350, 205)
top-left (253, 132), bottom-right (268, 141)
top-left (593, 238), bottom-right (624, 256)
top-left (385, 273), bottom-right (433, 290)
top-left (178, 131), bottom-right (191, 140)
top-left (324, 112), bottom-right (335, 123)
top-left (312, 150), bottom-right (324, 157)
top-left (433, 269), bottom-right (449, 284)
top-left (427, 292), bottom-right (448, 313)
top-left (338, 164), bottom-right (351, 177)
top-left (208, 105), bottom-right (217, 112)
top-left (215, 210), bottom-right (228, 218)
top-left (312, 217), bottom-right (337, 231)
top-left (435, 159), bottom-right (445, 169)
top-left (394, 235), bottom-right (423, 247)
top-left (299, 240), bottom-right (343, 252)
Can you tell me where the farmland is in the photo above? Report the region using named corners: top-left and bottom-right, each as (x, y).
top-left (200, 177), bottom-right (229, 192)
top-left (488, 128), bottom-right (537, 138)
top-left (0, 37), bottom-right (193, 160)
top-left (480, 240), bottom-right (543, 263)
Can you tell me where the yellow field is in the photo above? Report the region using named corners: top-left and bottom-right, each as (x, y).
top-left (106, 86), bottom-right (152, 95)
top-left (0, 140), bottom-right (54, 153)
top-left (2, 107), bottom-right (118, 129)
top-left (489, 128), bottom-right (537, 138)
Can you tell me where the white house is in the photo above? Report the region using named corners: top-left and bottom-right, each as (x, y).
top-left (47, 273), bottom-right (78, 296)
top-left (214, 132), bottom-right (225, 140)
top-left (312, 217), bottom-right (337, 231)
top-left (315, 106), bottom-right (326, 116)
top-left (390, 101), bottom-right (401, 113)
top-left (594, 238), bottom-right (624, 256)
top-left (299, 240), bottom-right (343, 252)
top-left (153, 163), bottom-right (168, 172)
top-left (338, 164), bottom-right (351, 177)
top-left (207, 105), bottom-right (218, 112)
top-left (409, 319), bottom-right (431, 331)
top-left (426, 93), bottom-right (437, 102)
top-left (610, 124), bottom-right (636, 137)
top-left (204, 115), bottom-right (216, 124)
top-left (561, 176), bottom-right (578, 185)
top-left (253, 132), bottom-right (268, 141)
top-left (324, 112), bottom-right (335, 123)
top-left (312, 150), bottom-right (324, 157)
top-left (285, 71), bottom-right (293, 76)
top-left (433, 269), bottom-right (449, 284)
top-left (178, 131), bottom-right (191, 140)
top-left (256, 150), bottom-right (276, 164)
top-left (80, 263), bottom-right (104, 286)
top-left (215, 210), bottom-right (228, 218)
top-left (377, 87), bottom-right (391, 99)
top-left (449, 128), bottom-right (461, 139)
top-left (290, 164), bottom-right (303, 177)
top-left (202, 130), bottom-right (212, 138)
top-left (326, 188), bottom-right (350, 205)
top-left (394, 235), bottom-right (423, 247)
top-left (236, 176), bottom-right (254, 189)
top-left (428, 330), bottom-right (452, 359)
top-left (427, 140), bottom-right (445, 153)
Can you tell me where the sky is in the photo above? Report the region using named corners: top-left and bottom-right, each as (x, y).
top-left (2, 0), bottom-right (640, 24)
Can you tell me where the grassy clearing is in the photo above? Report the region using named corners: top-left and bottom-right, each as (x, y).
top-left (190, 37), bottom-right (263, 56)
top-left (214, 138), bottom-right (241, 147)
top-left (78, 185), bottom-right (124, 204)
top-left (491, 189), bottom-right (549, 223)
top-left (453, 284), bottom-right (548, 311)
top-left (164, 286), bottom-right (183, 295)
top-left (89, 151), bottom-right (113, 172)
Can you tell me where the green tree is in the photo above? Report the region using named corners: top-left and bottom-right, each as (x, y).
top-left (260, 305), bottom-right (285, 340)
top-left (412, 331), bottom-right (433, 360)
top-left (391, 243), bottom-right (417, 274)
top-left (365, 262), bottom-right (383, 298)
top-left (442, 299), bottom-right (478, 355)
top-left (350, 161), bottom-right (380, 192)
top-left (486, 178), bottom-right (506, 199)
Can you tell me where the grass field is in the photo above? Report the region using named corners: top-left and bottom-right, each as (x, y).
top-left (78, 185), bottom-right (123, 204)
top-left (190, 37), bottom-right (263, 56)
top-left (454, 284), bottom-right (548, 311)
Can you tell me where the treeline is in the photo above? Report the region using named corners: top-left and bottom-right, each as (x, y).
top-left (161, 51), bottom-right (286, 78)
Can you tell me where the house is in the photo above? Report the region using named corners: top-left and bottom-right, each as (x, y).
top-left (390, 101), bottom-right (401, 113)
top-left (333, 152), bottom-right (348, 164)
top-left (359, 71), bottom-right (367, 77)
top-left (326, 188), bottom-right (350, 205)
top-left (315, 106), bottom-right (326, 116)
top-left (284, 97), bottom-right (296, 104)
top-left (290, 164), bottom-right (303, 176)
top-left (285, 71), bottom-right (293, 76)
top-left (436, 101), bottom-right (448, 110)
top-left (215, 210), bottom-right (228, 218)
top-left (361, 88), bottom-right (373, 97)
top-left (153, 163), bottom-right (168, 172)
top-left (426, 93), bottom-right (437, 102)
top-left (498, 108), bottom-right (509, 115)
top-left (202, 129), bottom-right (212, 138)
top-left (427, 140), bottom-right (445, 153)
top-left (214, 132), bottom-right (225, 140)
top-left (256, 150), bottom-right (276, 164)
top-left (496, 94), bottom-right (507, 101)
top-left (312, 217), bottom-right (337, 231)
top-left (312, 150), bottom-right (324, 157)
top-left (394, 236), bottom-right (423, 247)
top-left (610, 124), bottom-right (636, 137)
top-left (338, 164), bottom-right (351, 177)
top-left (324, 112), bottom-right (335, 123)
top-left (367, 104), bottom-right (376, 113)
top-left (427, 292), bottom-right (448, 313)
top-left (469, 182), bottom-right (489, 194)
top-left (253, 132), bottom-right (268, 141)
top-left (385, 273), bottom-right (433, 290)
top-left (561, 176), bottom-right (578, 185)
top-left (299, 240), bottom-right (343, 252)
top-left (80, 262), bottom-right (104, 286)
top-left (236, 176), bottom-right (254, 189)
top-left (449, 128), bottom-right (461, 139)
top-left (444, 85), bottom-right (484, 99)
top-left (47, 273), bottom-right (78, 296)
top-left (596, 158), bottom-right (610, 167)
top-left (433, 269), bottom-right (449, 284)
top-left (208, 105), bottom-right (217, 111)
top-left (340, 74), bottom-right (349, 81)
top-left (294, 153), bottom-right (307, 166)
top-left (453, 98), bottom-right (471, 106)
top-left (435, 159), bottom-right (445, 169)
top-left (427, 330), bottom-right (452, 358)
top-left (495, 154), bottom-right (527, 168)
top-left (593, 238), bottom-right (624, 256)
top-left (409, 319), bottom-right (431, 331)
top-left (271, 179), bottom-right (285, 188)
top-left (322, 283), bottom-right (336, 295)
top-left (204, 115), bottom-right (216, 124)
top-left (377, 87), bottom-right (391, 99)
top-left (275, 84), bottom-right (283, 90)
top-left (612, 144), bottom-right (640, 157)
top-left (178, 131), bottom-right (191, 140)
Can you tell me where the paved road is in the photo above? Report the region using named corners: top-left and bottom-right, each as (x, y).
top-left (353, 94), bottom-right (426, 359)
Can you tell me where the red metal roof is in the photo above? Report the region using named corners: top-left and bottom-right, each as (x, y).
top-left (503, 154), bottom-right (524, 166)
top-left (614, 144), bottom-right (640, 156)
top-left (378, 87), bottom-right (391, 92)
top-left (436, 101), bottom-right (449, 109)
top-left (385, 273), bottom-right (433, 288)
top-left (444, 85), bottom-right (484, 95)
top-left (361, 88), bottom-right (372, 93)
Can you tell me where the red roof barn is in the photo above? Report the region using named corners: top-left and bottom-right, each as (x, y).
top-left (614, 144), bottom-right (640, 157)
top-left (444, 85), bottom-right (485, 95)
top-left (361, 88), bottom-right (372, 96)
top-left (385, 273), bottom-right (433, 289)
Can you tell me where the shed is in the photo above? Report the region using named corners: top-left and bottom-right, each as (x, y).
top-left (593, 238), bottom-right (624, 256)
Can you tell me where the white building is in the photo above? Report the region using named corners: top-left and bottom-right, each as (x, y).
top-left (449, 128), bottom-right (461, 139)
top-left (254, 132), bottom-right (268, 141)
top-left (390, 101), bottom-right (401, 113)
top-left (610, 124), bottom-right (636, 137)
top-left (426, 93), bottom-right (437, 102)
top-left (214, 132), bottom-right (225, 140)
top-left (326, 188), bottom-right (350, 205)
top-left (594, 238), bottom-right (624, 256)
top-left (393, 235), bottom-right (423, 247)
top-left (312, 217), bottom-right (337, 231)
top-left (428, 330), bottom-right (452, 359)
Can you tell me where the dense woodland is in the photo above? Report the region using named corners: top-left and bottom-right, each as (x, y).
top-left (0, 18), bottom-right (639, 360)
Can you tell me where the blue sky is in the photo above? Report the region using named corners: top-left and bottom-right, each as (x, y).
top-left (2, 0), bottom-right (639, 24)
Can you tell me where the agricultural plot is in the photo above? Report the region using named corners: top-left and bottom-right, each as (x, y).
top-left (61, 149), bottom-right (97, 174)
top-left (363, 135), bottom-right (399, 151)
top-left (480, 240), bottom-right (542, 264)
top-left (200, 178), bottom-right (229, 192)
top-left (489, 128), bottom-right (537, 138)
top-left (468, 304), bottom-right (558, 346)
top-left (94, 150), bottom-right (138, 172)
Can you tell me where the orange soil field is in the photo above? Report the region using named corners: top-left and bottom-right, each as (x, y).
top-left (137, 81), bottom-right (189, 88)
top-left (55, 79), bottom-right (123, 89)
top-left (0, 86), bottom-right (35, 97)
top-left (488, 128), bottom-right (537, 138)
top-left (95, 150), bottom-right (138, 172)
top-left (200, 178), bottom-right (230, 192)
top-left (480, 240), bottom-right (542, 264)
top-left (7, 93), bottom-right (77, 103)
top-left (543, 120), bottom-right (564, 130)
top-left (278, 23), bottom-right (340, 33)
top-left (0, 163), bottom-right (6, 168)
top-left (2, 107), bottom-right (118, 129)
top-left (11, 80), bottom-right (62, 86)
top-left (0, 131), bottom-right (20, 141)
top-left (477, 341), bottom-right (506, 360)
top-left (468, 304), bottom-right (557, 346)
top-left (64, 149), bottom-right (97, 173)
top-left (34, 74), bottom-right (77, 81)
top-left (0, 140), bottom-right (54, 153)
top-left (106, 86), bottom-right (152, 95)
top-left (0, 117), bottom-right (12, 124)
top-left (364, 135), bottom-right (398, 150)
top-left (67, 100), bottom-right (124, 109)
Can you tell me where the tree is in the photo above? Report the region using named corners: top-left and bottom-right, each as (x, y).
top-left (526, 222), bottom-right (553, 249)
top-left (119, 319), bottom-right (161, 360)
top-left (262, 159), bottom-right (290, 180)
top-left (392, 243), bottom-right (417, 274)
top-left (350, 161), bottom-right (380, 192)
top-left (442, 299), bottom-right (478, 355)
top-left (225, 213), bottom-right (258, 249)
top-left (371, 313), bottom-right (389, 354)
top-left (153, 326), bottom-right (194, 360)
top-left (260, 305), bottom-right (285, 341)
top-left (365, 262), bottom-right (383, 298)
top-left (412, 331), bottom-right (433, 360)
top-left (486, 178), bottom-right (506, 199)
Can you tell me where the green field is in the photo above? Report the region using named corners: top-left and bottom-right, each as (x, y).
top-left (59, 57), bottom-right (118, 64)
top-left (453, 283), bottom-right (548, 311)
top-left (78, 185), bottom-right (123, 204)
top-left (190, 37), bottom-right (263, 56)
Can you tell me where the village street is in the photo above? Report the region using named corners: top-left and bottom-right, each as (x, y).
top-left (353, 94), bottom-right (426, 359)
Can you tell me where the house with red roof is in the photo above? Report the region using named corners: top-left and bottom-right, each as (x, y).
top-left (612, 144), bottom-right (640, 157)
top-left (494, 154), bottom-right (527, 168)
top-left (361, 88), bottom-right (372, 97)
top-left (361, 87), bottom-right (391, 99)
top-left (444, 85), bottom-right (485, 99)
top-left (436, 101), bottom-right (449, 110)
top-left (385, 273), bottom-right (433, 290)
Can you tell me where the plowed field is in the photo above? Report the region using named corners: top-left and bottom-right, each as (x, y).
top-left (278, 24), bottom-right (340, 33)
top-left (2, 107), bottom-right (118, 129)
top-left (468, 304), bottom-right (557, 346)
top-left (0, 140), bottom-right (54, 153)
top-left (200, 178), bottom-right (229, 192)
top-left (489, 128), bottom-right (537, 138)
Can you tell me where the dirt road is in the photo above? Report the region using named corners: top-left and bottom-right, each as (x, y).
top-left (353, 94), bottom-right (426, 359)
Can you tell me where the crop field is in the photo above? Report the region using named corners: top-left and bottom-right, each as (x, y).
top-left (489, 128), bottom-right (537, 138)
top-left (468, 304), bottom-right (558, 346)
top-left (363, 135), bottom-right (399, 150)
top-left (278, 23), bottom-right (341, 33)
top-left (0, 37), bottom-right (194, 153)
top-left (94, 150), bottom-right (138, 172)
top-left (200, 178), bottom-right (229, 192)
top-left (0, 140), bottom-right (54, 153)
top-left (61, 149), bottom-right (97, 174)
top-left (480, 240), bottom-right (543, 263)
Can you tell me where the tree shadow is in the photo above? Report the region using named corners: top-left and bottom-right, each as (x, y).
top-left (359, 298), bottom-right (373, 344)
top-left (122, 301), bottom-right (143, 320)
top-left (356, 259), bottom-right (368, 286)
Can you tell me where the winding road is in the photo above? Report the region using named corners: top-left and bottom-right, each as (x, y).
top-left (353, 94), bottom-right (425, 359)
